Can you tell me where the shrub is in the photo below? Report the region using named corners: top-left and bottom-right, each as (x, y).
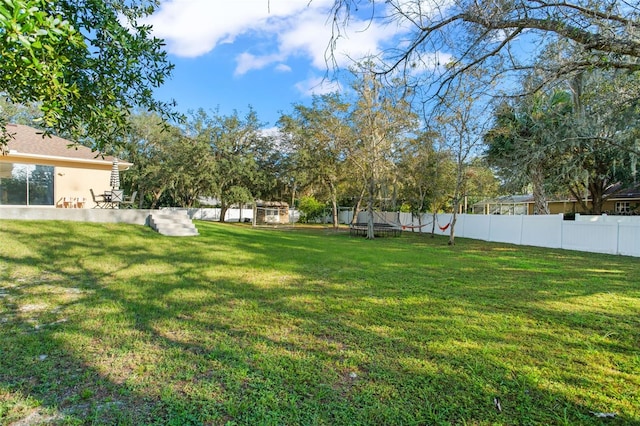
top-left (297, 196), bottom-right (326, 223)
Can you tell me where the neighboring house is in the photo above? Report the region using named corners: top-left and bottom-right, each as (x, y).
top-left (473, 185), bottom-right (640, 215)
top-left (0, 124), bottom-right (132, 208)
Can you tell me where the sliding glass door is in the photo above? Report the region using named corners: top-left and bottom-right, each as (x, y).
top-left (0, 163), bottom-right (54, 206)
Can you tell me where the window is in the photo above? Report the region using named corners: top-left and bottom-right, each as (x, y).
top-left (0, 163), bottom-right (54, 206)
top-left (265, 208), bottom-right (279, 223)
top-left (615, 201), bottom-right (630, 214)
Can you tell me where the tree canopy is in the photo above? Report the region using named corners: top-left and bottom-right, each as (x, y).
top-left (0, 0), bottom-right (175, 151)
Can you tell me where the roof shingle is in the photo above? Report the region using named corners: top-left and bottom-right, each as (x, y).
top-left (3, 124), bottom-right (110, 161)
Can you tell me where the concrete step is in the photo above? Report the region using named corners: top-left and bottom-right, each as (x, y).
top-left (149, 212), bottom-right (199, 237)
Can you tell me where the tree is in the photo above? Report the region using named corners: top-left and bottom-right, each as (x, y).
top-left (188, 108), bottom-right (269, 222)
top-left (166, 133), bottom-right (216, 208)
top-left (251, 133), bottom-right (291, 203)
top-left (121, 111), bottom-right (213, 209)
top-left (327, 0), bottom-right (640, 97)
top-left (297, 195), bottom-right (327, 223)
top-left (349, 68), bottom-right (418, 239)
top-left (433, 69), bottom-right (489, 245)
top-left (555, 70), bottom-right (639, 213)
top-left (461, 158), bottom-right (500, 212)
top-left (484, 90), bottom-right (573, 214)
top-left (426, 149), bottom-right (456, 236)
top-left (0, 99), bottom-right (41, 129)
top-left (120, 111), bottom-right (174, 208)
top-left (397, 130), bottom-right (439, 229)
top-left (278, 93), bottom-right (353, 229)
top-left (0, 0), bottom-right (175, 151)
top-left (486, 68), bottom-right (639, 215)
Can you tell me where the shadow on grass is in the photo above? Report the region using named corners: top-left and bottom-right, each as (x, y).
top-left (0, 220), bottom-right (638, 424)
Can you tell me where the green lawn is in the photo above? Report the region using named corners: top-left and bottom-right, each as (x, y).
top-left (0, 220), bottom-right (638, 425)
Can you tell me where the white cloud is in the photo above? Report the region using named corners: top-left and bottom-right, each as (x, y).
top-left (294, 76), bottom-right (341, 97)
top-left (235, 52), bottom-right (284, 76)
top-left (274, 63), bottom-right (292, 73)
top-left (147, 0), bottom-right (407, 72)
top-left (146, 0), bottom-right (333, 57)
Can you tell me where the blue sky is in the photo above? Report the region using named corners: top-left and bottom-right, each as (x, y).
top-left (145, 0), bottom-right (424, 128)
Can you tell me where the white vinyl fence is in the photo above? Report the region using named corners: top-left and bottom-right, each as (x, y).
top-left (393, 212), bottom-right (640, 257)
top-left (162, 207), bottom-right (301, 223)
top-left (167, 207), bottom-right (640, 257)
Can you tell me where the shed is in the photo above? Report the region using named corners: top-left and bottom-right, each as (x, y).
top-left (254, 201), bottom-right (289, 225)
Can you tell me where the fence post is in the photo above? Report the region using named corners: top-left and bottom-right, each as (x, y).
top-left (519, 214), bottom-right (524, 245)
top-left (487, 213), bottom-right (492, 242)
top-left (559, 213), bottom-right (564, 249)
top-left (617, 220), bottom-right (621, 255)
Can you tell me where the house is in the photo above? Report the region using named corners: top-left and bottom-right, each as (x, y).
top-left (0, 124), bottom-right (132, 208)
top-left (603, 184), bottom-right (640, 215)
top-left (473, 185), bottom-right (640, 215)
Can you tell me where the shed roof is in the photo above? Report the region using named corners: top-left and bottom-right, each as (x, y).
top-left (256, 201), bottom-right (289, 208)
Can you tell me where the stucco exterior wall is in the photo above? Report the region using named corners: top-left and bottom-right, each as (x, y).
top-left (1, 154), bottom-right (130, 209)
top-left (54, 166), bottom-right (113, 208)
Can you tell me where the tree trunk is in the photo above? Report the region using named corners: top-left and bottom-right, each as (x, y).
top-left (568, 184), bottom-right (589, 213)
top-left (351, 185), bottom-right (366, 225)
top-left (219, 204), bottom-right (228, 223)
top-left (448, 200), bottom-right (458, 246)
top-left (290, 182), bottom-right (296, 210)
top-left (450, 150), bottom-right (464, 245)
top-left (412, 212), bottom-right (420, 233)
top-left (328, 180), bottom-right (339, 229)
top-left (367, 177), bottom-right (375, 239)
top-left (137, 188), bottom-right (144, 209)
top-left (331, 197), bottom-right (339, 229)
top-left (431, 211), bottom-right (437, 238)
top-left (589, 180), bottom-right (605, 214)
top-left (150, 189), bottom-right (164, 209)
top-left (531, 165), bottom-right (550, 214)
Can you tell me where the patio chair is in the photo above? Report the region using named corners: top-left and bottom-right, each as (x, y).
top-left (90, 189), bottom-right (108, 208)
top-left (63, 196), bottom-right (74, 208)
top-left (110, 189), bottom-right (124, 208)
top-left (120, 191), bottom-right (137, 209)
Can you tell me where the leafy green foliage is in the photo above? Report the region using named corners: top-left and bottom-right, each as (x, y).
top-left (485, 68), bottom-right (640, 214)
top-left (118, 111), bottom-right (207, 208)
top-left (186, 108), bottom-right (274, 219)
top-left (484, 90), bottom-right (573, 213)
top-left (397, 131), bottom-right (460, 217)
top-left (118, 109), bottom-right (280, 210)
top-left (297, 195), bottom-right (326, 223)
top-left (279, 93), bottom-right (354, 228)
top-left (279, 70), bottom-right (421, 232)
top-left (0, 0), bottom-right (82, 125)
top-left (350, 69), bottom-right (418, 237)
top-left (0, 0), bottom-right (175, 152)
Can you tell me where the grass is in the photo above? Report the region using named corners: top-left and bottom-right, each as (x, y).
top-left (0, 219), bottom-right (638, 425)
